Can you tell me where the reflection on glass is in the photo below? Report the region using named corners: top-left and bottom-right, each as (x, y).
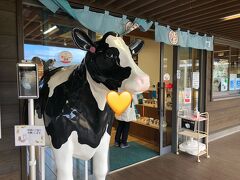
top-left (162, 44), bottom-right (173, 147)
top-left (212, 45), bottom-right (240, 99)
top-left (178, 48), bottom-right (200, 114)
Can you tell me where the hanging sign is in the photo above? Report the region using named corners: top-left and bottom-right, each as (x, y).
top-left (184, 88), bottom-right (192, 104)
top-left (168, 30), bottom-right (178, 45)
top-left (15, 125), bottom-right (45, 146)
top-left (192, 72), bottom-right (200, 89)
top-left (60, 51), bottom-right (73, 64)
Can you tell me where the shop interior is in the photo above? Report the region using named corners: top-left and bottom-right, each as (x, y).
top-left (108, 36), bottom-right (161, 171)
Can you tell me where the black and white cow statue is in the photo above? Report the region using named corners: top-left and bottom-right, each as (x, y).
top-left (35, 28), bottom-right (150, 180)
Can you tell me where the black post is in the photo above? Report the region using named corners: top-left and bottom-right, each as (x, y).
top-left (171, 45), bottom-right (178, 153)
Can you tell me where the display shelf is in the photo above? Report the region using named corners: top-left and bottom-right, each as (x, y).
top-left (178, 130), bottom-right (207, 139)
top-left (137, 103), bottom-right (157, 108)
top-left (133, 119), bottom-right (159, 130)
top-left (176, 112), bottom-right (210, 163)
top-left (178, 115), bottom-right (207, 121)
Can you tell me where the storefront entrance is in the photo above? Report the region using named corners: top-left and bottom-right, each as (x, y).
top-left (159, 44), bottom-right (205, 155)
top-left (109, 40), bottom-right (206, 170)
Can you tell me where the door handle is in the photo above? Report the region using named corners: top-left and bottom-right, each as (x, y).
top-left (157, 82), bottom-right (165, 117)
top-left (162, 82), bottom-right (165, 117)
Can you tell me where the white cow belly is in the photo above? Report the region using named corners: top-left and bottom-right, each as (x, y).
top-left (72, 130), bottom-right (110, 160)
top-left (35, 114), bottom-right (111, 161)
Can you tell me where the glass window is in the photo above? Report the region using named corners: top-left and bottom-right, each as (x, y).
top-left (177, 47), bottom-right (200, 114)
top-left (212, 44), bottom-right (240, 99)
top-left (23, 4), bottom-right (87, 79)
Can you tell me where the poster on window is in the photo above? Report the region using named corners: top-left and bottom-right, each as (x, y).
top-left (192, 72), bottom-right (199, 89)
top-left (220, 78), bottom-right (228, 91)
top-left (184, 88), bottom-right (192, 104)
top-left (229, 74), bottom-right (237, 91)
top-left (236, 75), bottom-right (240, 90)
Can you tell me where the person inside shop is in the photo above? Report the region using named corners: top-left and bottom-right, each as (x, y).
top-left (114, 94), bottom-right (138, 148)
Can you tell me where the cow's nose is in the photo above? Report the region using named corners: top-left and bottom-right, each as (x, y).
top-left (135, 75), bottom-right (150, 91)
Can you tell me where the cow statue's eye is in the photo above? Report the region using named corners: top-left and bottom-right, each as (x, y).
top-left (105, 49), bottom-right (114, 59)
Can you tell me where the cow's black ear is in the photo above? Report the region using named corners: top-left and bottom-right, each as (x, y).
top-left (72, 28), bottom-right (96, 53)
top-left (129, 39), bottom-right (144, 55)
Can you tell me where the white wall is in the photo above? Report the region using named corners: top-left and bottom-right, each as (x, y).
top-left (136, 37), bottom-right (160, 88)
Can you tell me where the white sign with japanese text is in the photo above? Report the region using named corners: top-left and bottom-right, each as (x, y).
top-left (15, 125), bottom-right (45, 146)
top-left (192, 72), bottom-right (199, 89)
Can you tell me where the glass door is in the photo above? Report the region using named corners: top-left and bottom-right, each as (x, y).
top-left (159, 45), bottom-right (204, 155)
top-left (159, 44), bottom-right (174, 155)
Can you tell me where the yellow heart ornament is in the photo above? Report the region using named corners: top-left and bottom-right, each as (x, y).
top-left (107, 91), bottom-right (132, 116)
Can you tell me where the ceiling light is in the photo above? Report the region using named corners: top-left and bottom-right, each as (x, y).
top-left (43, 25), bottom-right (57, 35)
top-left (221, 13), bottom-right (240, 21)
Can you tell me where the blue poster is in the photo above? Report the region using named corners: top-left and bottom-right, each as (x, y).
top-left (236, 78), bottom-right (240, 90)
top-left (229, 74), bottom-right (237, 91)
top-left (230, 80), bottom-right (235, 90)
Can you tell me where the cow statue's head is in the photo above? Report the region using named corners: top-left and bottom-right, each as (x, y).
top-left (72, 28), bottom-right (150, 93)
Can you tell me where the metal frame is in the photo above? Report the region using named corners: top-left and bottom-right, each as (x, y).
top-left (176, 112), bottom-right (210, 163)
top-left (0, 105), bottom-right (1, 139)
top-left (17, 63), bottom-right (39, 99)
top-left (159, 43), bottom-right (179, 155)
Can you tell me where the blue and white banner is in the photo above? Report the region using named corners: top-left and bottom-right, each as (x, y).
top-left (155, 23), bottom-right (214, 51)
top-left (39, 0), bottom-right (153, 35)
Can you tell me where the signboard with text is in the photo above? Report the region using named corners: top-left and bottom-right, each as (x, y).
top-left (15, 125), bottom-right (45, 146)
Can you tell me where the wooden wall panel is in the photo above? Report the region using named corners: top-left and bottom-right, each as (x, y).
top-left (0, 11), bottom-right (16, 36)
top-left (0, 0), bottom-right (22, 179)
top-left (0, 83), bottom-right (18, 104)
top-left (0, 171), bottom-right (21, 180)
top-left (0, 128), bottom-right (18, 152)
top-left (0, 61), bottom-right (17, 82)
top-left (0, 149), bottom-right (20, 175)
top-left (0, 0), bottom-right (16, 12)
top-left (0, 35), bottom-right (17, 59)
top-left (1, 104), bottom-right (19, 128)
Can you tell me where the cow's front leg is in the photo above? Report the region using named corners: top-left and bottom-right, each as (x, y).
top-left (52, 139), bottom-right (74, 180)
top-left (93, 133), bottom-right (110, 180)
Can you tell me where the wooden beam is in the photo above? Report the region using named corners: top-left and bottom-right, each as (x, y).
top-left (173, 4), bottom-right (240, 25)
top-left (114, 0), bottom-right (137, 11)
top-left (124, 0), bottom-right (157, 13)
top-left (128, 29), bottom-right (155, 40)
top-left (136, 0), bottom-right (176, 16)
top-left (102, 0), bottom-right (118, 8)
top-left (147, 0), bottom-right (198, 19)
top-left (23, 14), bottom-right (39, 29)
top-left (211, 28), bottom-right (240, 35)
top-left (194, 18), bottom-right (240, 29)
top-left (201, 23), bottom-right (240, 32)
top-left (154, 0), bottom-right (230, 20)
top-left (25, 19), bottom-right (48, 37)
top-left (25, 38), bottom-right (75, 46)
